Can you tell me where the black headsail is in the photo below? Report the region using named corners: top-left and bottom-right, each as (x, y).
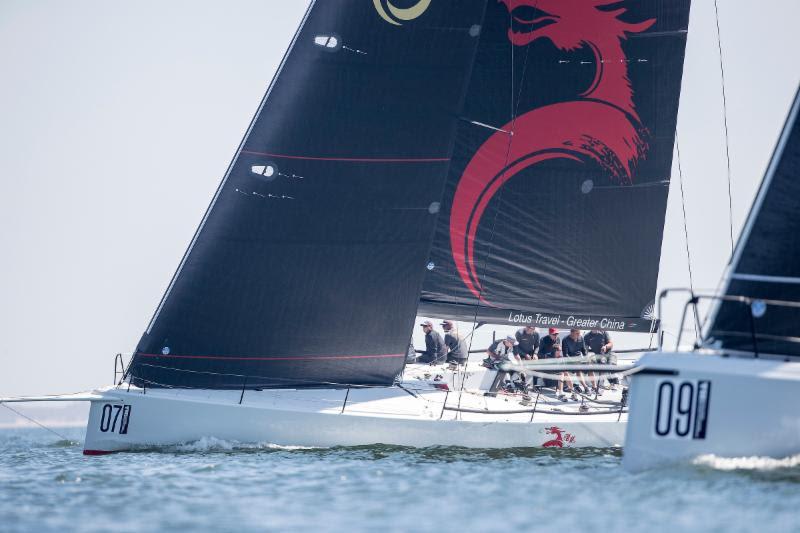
top-left (127, 0), bottom-right (488, 389)
top-left (707, 86), bottom-right (800, 357)
top-left (419, 0), bottom-right (691, 333)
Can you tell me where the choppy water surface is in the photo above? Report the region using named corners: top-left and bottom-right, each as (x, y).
top-left (1, 428), bottom-right (799, 532)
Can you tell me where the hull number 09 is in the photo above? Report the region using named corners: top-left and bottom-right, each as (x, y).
top-left (653, 380), bottom-right (711, 439)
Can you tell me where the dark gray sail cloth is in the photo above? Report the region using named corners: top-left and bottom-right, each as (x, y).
top-left (127, 0), bottom-right (488, 389)
top-left (708, 87), bottom-right (800, 357)
top-left (419, 0), bottom-right (691, 333)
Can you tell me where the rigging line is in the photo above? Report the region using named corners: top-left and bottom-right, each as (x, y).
top-left (647, 316), bottom-right (657, 350)
top-left (0, 403), bottom-right (71, 442)
top-left (458, 15), bottom-right (533, 411)
top-left (132, 362), bottom-right (447, 393)
top-left (713, 0), bottom-right (735, 254)
top-left (675, 138), bottom-right (700, 341)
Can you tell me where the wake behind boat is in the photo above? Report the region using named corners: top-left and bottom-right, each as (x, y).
top-left (1, 0), bottom-right (692, 454)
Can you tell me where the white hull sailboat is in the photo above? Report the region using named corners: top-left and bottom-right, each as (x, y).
top-left (623, 86), bottom-right (800, 470)
top-left (2, 0), bottom-right (692, 454)
top-left (2, 359), bottom-right (633, 453)
top-left (79, 362), bottom-right (631, 454)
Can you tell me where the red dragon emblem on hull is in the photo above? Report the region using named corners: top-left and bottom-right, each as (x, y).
top-left (450, 0), bottom-right (656, 303)
top-left (542, 426), bottom-right (576, 447)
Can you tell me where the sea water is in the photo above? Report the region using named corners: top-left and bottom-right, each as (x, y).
top-left (1, 427), bottom-right (799, 532)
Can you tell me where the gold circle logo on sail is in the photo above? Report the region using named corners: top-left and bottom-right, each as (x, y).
top-left (373, 0), bottom-right (432, 26)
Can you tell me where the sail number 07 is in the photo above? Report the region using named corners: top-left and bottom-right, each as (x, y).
top-left (99, 404), bottom-right (131, 435)
top-left (652, 380), bottom-right (711, 440)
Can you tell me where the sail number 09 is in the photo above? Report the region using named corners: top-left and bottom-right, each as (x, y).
top-left (653, 380), bottom-right (711, 440)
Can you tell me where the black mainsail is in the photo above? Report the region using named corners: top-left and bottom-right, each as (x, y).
top-left (707, 86), bottom-right (800, 357)
top-left (128, 1), bottom-right (488, 389)
top-left (420, 0), bottom-right (691, 333)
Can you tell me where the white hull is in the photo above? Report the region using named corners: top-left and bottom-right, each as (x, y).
top-left (83, 364), bottom-right (628, 453)
top-left (623, 352), bottom-right (800, 471)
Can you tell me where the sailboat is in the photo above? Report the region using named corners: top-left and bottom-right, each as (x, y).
top-left (1, 0), bottom-right (691, 454)
top-left (623, 86), bottom-right (800, 471)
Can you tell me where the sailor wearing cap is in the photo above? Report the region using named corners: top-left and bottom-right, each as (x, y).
top-left (538, 327), bottom-right (561, 358)
top-left (418, 320), bottom-right (447, 364)
top-left (441, 320), bottom-right (467, 365)
top-left (485, 335), bottom-right (524, 392)
top-left (487, 335), bottom-right (520, 364)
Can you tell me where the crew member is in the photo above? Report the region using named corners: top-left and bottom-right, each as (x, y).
top-left (486, 335), bottom-right (521, 392)
top-left (514, 325), bottom-right (540, 360)
top-left (584, 329), bottom-right (617, 388)
top-left (538, 328), bottom-right (561, 358)
top-left (562, 328), bottom-right (597, 396)
top-left (441, 320), bottom-right (468, 365)
top-left (418, 320), bottom-right (446, 364)
top-left (537, 328), bottom-right (560, 388)
top-left (553, 344), bottom-right (576, 401)
top-left (487, 335), bottom-right (519, 364)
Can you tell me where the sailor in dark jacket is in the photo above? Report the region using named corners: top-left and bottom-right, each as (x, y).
top-left (514, 325), bottom-right (540, 360)
top-left (584, 329), bottom-right (617, 387)
top-left (538, 328), bottom-right (560, 387)
top-left (539, 328), bottom-right (561, 358)
top-left (419, 320), bottom-right (447, 364)
top-left (441, 320), bottom-right (468, 364)
top-left (563, 328), bottom-right (597, 395)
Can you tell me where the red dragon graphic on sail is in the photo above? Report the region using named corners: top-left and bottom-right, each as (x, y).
top-left (450, 0), bottom-right (655, 302)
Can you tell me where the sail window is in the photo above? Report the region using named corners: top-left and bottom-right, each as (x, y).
top-left (161, 346), bottom-right (170, 355)
top-left (314, 34), bottom-right (340, 52)
top-left (251, 164), bottom-right (278, 182)
top-left (426, 262), bottom-right (435, 271)
top-left (581, 179), bottom-right (594, 194)
top-left (751, 300), bottom-right (767, 318)
top-left (428, 202), bottom-right (440, 214)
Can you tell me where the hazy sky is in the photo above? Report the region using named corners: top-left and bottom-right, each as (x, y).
top-left (1, 1), bottom-right (799, 397)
